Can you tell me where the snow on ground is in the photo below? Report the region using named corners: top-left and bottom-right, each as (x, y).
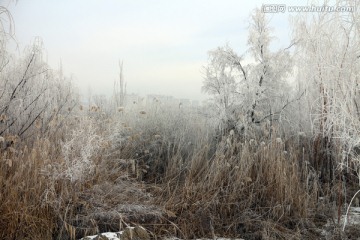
top-left (320, 206), bottom-right (360, 239)
top-left (80, 231), bottom-right (122, 240)
top-left (341, 207), bottom-right (360, 229)
top-left (80, 207), bottom-right (360, 240)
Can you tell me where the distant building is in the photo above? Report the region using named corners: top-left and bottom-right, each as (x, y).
top-left (179, 98), bottom-right (191, 108)
top-left (191, 100), bottom-right (200, 107)
top-left (146, 94), bottom-right (176, 105)
top-left (120, 93), bottom-right (201, 109)
top-left (125, 93), bottom-right (142, 106)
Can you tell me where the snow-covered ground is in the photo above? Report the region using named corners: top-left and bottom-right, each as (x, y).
top-left (81, 231), bottom-right (122, 240)
top-left (341, 207), bottom-right (360, 229)
top-left (80, 226), bottom-right (149, 240)
top-left (80, 208), bottom-right (360, 240)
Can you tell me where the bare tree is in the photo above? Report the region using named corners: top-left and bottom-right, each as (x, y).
top-left (113, 60), bottom-right (126, 109)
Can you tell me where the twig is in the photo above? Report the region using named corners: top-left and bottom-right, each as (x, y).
top-left (342, 189), bottom-right (360, 231)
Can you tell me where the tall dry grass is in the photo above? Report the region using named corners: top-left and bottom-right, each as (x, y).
top-left (0, 110), bottom-right (112, 239)
top-left (0, 138), bottom-right (58, 239)
top-left (0, 101), bottom-right (355, 239)
top-left (154, 135), bottom-right (322, 239)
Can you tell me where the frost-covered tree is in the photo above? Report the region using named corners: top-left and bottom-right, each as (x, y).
top-left (203, 8), bottom-right (294, 135)
top-left (0, 38), bottom-right (78, 141)
top-left (0, 6), bottom-right (13, 69)
top-left (291, 0), bottom-right (360, 183)
top-left (202, 45), bottom-right (240, 131)
top-left (292, 1), bottom-right (360, 147)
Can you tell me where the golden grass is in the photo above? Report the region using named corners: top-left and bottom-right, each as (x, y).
top-left (0, 139), bottom-right (57, 239)
top-left (0, 105), bottom-right (355, 239)
top-left (154, 137), bottom-right (320, 239)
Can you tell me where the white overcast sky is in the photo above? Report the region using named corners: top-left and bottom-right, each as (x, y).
top-left (4, 0), bottom-right (305, 101)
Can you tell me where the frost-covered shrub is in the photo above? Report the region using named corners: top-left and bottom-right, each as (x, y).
top-left (57, 117), bottom-right (103, 183)
top-left (0, 39), bottom-right (78, 143)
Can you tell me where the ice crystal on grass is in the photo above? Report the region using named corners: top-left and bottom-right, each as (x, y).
top-left (59, 119), bottom-right (103, 182)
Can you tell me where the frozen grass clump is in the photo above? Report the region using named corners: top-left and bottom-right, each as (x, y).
top-left (58, 117), bottom-right (103, 182)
